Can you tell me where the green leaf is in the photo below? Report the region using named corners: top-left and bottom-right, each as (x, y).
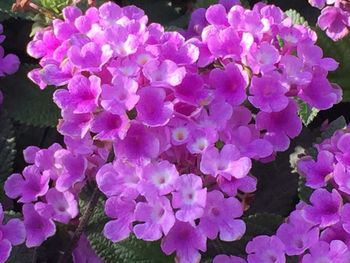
top-left (316, 29), bottom-right (350, 102)
top-left (248, 153), bottom-right (299, 216)
top-left (89, 233), bottom-right (172, 263)
top-left (0, 64), bottom-right (60, 127)
top-left (320, 116), bottom-right (346, 139)
top-left (0, 111), bottom-right (16, 184)
top-left (285, 9), bottom-right (308, 26)
top-left (195, 0), bottom-right (217, 8)
top-left (7, 245), bottom-right (36, 263)
top-left (298, 177), bottom-right (313, 203)
top-left (204, 213), bottom-right (284, 258)
top-left (40, 0), bottom-right (71, 14)
top-left (297, 100), bottom-right (319, 126)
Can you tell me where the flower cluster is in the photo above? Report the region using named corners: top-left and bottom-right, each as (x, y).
top-left (0, 23), bottom-right (20, 105)
top-left (214, 124), bottom-right (350, 263)
top-left (309, 0), bottom-right (350, 41)
top-left (4, 142), bottom-right (111, 249)
top-left (10, 0), bottom-right (342, 262)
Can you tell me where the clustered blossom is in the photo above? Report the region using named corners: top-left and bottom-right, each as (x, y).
top-left (214, 124), bottom-right (350, 263)
top-left (5, 0), bottom-right (341, 262)
top-left (0, 23), bottom-right (20, 106)
top-left (308, 0), bottom-right (350, 41)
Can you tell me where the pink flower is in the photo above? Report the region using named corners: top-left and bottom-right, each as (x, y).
top-left (161, 221), bottom-right (207, 263)
top-left (172, 174), bottom-right (207, 222)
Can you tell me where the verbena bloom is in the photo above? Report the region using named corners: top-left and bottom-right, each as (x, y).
top-left (23, 204), bottom-right (56, 248)
top-left (133, 196), bottom-right (175, 241)
top-left (297, 150), bottom-right (334, 188)
top-left (199, 190), bottom-right (245, 241)
top-left (302, 240), bottom-right (350, 263)
top-left (303, 189), bottom-right (342, 227)
top-left (140, 161), bottom-right (179, 196)
top-left (4, 166), bottom-right (50, 203)
top-left (0, 204), bottom-right (26, 263)
top-left (172, 174), bottom-right (207, 222)
top-left (200, 144), bottom-right (251, 179)
top-left (161, 221), bottom-right (207, 263)
top-left (103, 196), bottom-right (136, 242)
top-left (276, 210), bottom-right (319, 256)
top-left (34, 188), bottom-right (79, 223)
top-left (248, 72), bottom-right (289, 113)
top-left (246, 235), bottom-right (285, 263)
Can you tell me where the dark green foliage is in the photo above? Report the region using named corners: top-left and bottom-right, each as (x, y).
top-left (0, 111), bottom-right (16, 184)
top-left (0, 64), bottom-right (60, 127)
top-left (316, 30), bottom-right (350, 102)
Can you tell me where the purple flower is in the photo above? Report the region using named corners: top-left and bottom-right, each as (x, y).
top-left (303, 188), bottom-right (342, 227)
top-left (334, 163), bottom-right (350, 194)
top-left (140, 161), bottom-right (179, 196)
top-left (335, 133), bottom-right (350, 166)
top-left (136, 87), bottom-right (173, 127)
top-left (4, 166), bottom-right (50, 203)
top-left (96, 161), bottom-right (140, 198)
top-left (199, 190), bottom-right (245, 241)
top-left (114, 123), bottom-right (160, 160)
top-left (302, 240), bottom-right (350, 263)
top-left (247, 42), bottom-right (280, 74)
top-left (279, 55), bottom-right (312, 85)
top-left (23, 203), bottom-right (56, 247)
top-left (101, 75), bottom-right (139, 114)
top-left (133, 196), bottom-right (175, 241)
top-left (142, 60), bottom-right (186, 87)
top-left (308, 0), bottom-right (327, 9)
top-left (209, 62), bottom-right (247, 105)
top-left (161, 221), bottom-right (207, 263)
top-left (200, 144), bottom-right (251, 180)
top-left (317, 6), bottom-right (350, 41)
top-left (103, 196), bottom-right (135, 242)
top-left (68, 42), bottom-right (113, 71)
top-left (34, 188), bottom-right (78, 223)
top-left (341, 203), bottom-right (350, 234)
top-left (246, 235), bottom-right (285, 263)
top-left (54, 75), bottom-right (101, 114)
top-left (276, 210), bottom-right (319, 256)
top-left (90, 111), bottom-right (130, 140)
top-left (172, 174), bottom-right (207, 222)
top-left (54, 149), bottom-right (87, 192)
top-left (297, 150), bottom-right (334, 188)
top-left (248, 72), bottom-right (289, 113)
top-left (0, 204), bottom-right (25, 263)
top-left (72, 234), bottom-right (102, 263)
top-left (256, 100), bottom-right (302, 151)
top-left (299, 74), bottom-right (341, 110)
top-left (0, 47), bottom-right (19, 77)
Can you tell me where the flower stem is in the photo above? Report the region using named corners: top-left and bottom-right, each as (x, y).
top-left (57, 187), bottom-right (100, 263)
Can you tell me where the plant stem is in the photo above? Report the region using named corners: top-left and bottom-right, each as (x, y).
top-left (57, 187), bottom-right (100, 263)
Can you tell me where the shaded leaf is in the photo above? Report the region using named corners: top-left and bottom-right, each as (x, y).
top-left (316, 30), bottom-right (350, 102)
top-left (0, 111), bottom-right (16, 184)
top-left (297, 177), bottom-right (313, 203)
top-left (0, 0), bottom-right (36, 21)
top-left (320, 116), bottom-right (346, 139)
top-left (0, 64), bottom-right (60, 127)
